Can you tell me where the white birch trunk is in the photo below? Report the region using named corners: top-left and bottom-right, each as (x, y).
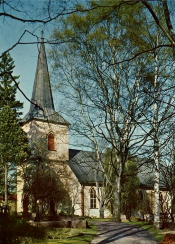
top-left (98, 195), bottom-right (105, 218)
top-left (154, 130), bottom-right (160, 228)
top-left (153, 36), bottom-right (160, 228)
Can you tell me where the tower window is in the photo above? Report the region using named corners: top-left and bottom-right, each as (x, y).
top-left (90, 188), bottom-right (96, 209)
top-left (48, 133), bottom-right (56, 151)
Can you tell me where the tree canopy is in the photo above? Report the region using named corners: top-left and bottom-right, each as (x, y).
top-left (49, 0), bottom-right (175, 224)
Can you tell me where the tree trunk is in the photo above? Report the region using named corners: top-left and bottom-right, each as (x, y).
top-left (99, 204), bottom-right (105, 219)
top-left (4, 163), bottom-right (8, 207)
top-left (153, 36), bottom-right (160, 229)
top-left (154, 115), bottom-right (160, 228)
top-left (112, 177), bottom-right (121, 222)
top-left (154, 160), bottom-right (160, 229)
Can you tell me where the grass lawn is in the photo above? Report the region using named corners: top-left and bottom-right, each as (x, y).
top-left (1, 217), bottom-right (97, 244)
top-left (1, 216), bottom-right (167, 243)
top-left (24, 224), bottom-right (98, 244)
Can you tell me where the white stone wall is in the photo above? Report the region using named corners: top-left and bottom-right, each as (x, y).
top-left (53, 162), bottom-right (82, 216)
top-left (22, 120), bottom-right (69, 161)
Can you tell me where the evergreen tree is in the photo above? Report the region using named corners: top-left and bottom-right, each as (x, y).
top-left (0, 52), bottom-right (23, 113)
top-left (0, 53), bottom-right (30, 206)
top-left (0, 106), bottom-right (30, 206)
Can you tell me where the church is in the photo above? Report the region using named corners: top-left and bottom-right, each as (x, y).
top-left (16, 38), bottom-right (111, 218)
top-left (16, 39), bottom-right (169, 220)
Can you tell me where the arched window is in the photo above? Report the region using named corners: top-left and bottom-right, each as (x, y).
top-left (90, 188), bottom-right (96, 209)
top-left (48, 133), bottom-right (56, 151)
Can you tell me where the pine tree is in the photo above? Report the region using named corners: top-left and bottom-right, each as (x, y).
top-left (0, 53), bottom-right (30, 206)
top-left (0, 52), bottom-right (23, 114)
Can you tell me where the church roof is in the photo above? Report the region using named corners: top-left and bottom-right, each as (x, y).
top-left (22, 39), bottom-right (70, 125)
top-left (69, 149), bottom-right (103, 186)
top-left (137, 161), bottom-right (166, 189)
top-left (69, 149), bottom-right (167, 189)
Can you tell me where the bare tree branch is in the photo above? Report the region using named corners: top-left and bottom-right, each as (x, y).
top-left (142, 0), bottom-right (175, 46)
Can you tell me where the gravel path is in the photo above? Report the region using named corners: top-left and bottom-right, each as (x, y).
top-left (90, 221), bottom-right (158, 244)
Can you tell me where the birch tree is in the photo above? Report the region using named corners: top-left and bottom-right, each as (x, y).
top-left (50, 1), bottom-right (155, 221)
top-left (159, 123), bottom-right (175, 223)
top-left (50, 0), bottom-right (175, 224)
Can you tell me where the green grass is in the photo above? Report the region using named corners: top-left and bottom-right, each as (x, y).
top-left (34, 224), bottom-right (98, 244)
top-left (86, 217), bottom-right (112, 222)
top-left (128, 221), bottom-right (166, 242)
top-left (1, 216), bottom-right (166, 243)
top-left (0, 217), bottom-right (97, 244)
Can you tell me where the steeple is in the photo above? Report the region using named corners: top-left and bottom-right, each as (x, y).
top-left (22, 38), bottom-right (70, 125)
top-left (31, 37), bottom-right (54, 110)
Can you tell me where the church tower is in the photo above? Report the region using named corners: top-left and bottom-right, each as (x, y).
top-left (17, 38), bottom-right (70, 212)
top-left (22, 37), bottom-right (69, 126)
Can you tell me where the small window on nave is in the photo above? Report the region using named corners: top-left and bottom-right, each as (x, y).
top-left (48, 133), bottom-right (56, 151)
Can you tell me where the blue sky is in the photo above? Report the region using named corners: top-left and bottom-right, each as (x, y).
top-left (1, 24), bottom-right (37, 115)
top-left (0, 0), bottom-right (59, 116)
top-left (0, 0), bottom-right (86, 149)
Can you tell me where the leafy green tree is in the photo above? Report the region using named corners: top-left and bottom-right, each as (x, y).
top-left (23, 159), bottom-right (70, 216)
top-left (50, 1), bottom-right (175, 226)
top-left (50, 0), bottom-right (158, 222)
top-left (121, 160), bottom-right (140, 221)
top-left (160, 134), bottom-right (175, 223)
top-left (104, 150), bottom-right (140, 220)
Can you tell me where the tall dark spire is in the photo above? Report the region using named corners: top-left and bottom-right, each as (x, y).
top-left (22, 38), bottom-right (70, 125)
top-left (30, 39), bottom-right (54, 111)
